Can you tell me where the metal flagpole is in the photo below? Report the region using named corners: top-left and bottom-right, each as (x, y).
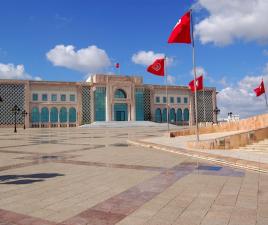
top-left (263, 79), bottom-right (268, 107)
top-left (165, 56), bottom-right (170, 131)
top-left (190, 9), bottom-right (199, 142)
top-left (203, 86), bottom-right (206, 123)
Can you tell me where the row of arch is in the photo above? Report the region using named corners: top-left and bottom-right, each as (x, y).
top-left (155, 108), bottom-right (189, 123)
top-left (31, 107), bottom-right (77, 123)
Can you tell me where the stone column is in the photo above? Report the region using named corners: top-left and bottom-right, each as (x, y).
top-left (105, 79), bottom-right (110, 121)
top-left (131, 85), bottom-right (136, 121)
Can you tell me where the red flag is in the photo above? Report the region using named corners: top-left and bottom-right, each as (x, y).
top-left (168, 11), bottom-right (192, 44)
top-left (188, 75), bottom-right (203, 92)
top-left (147, 58), bottom-right (165, 76)
top-left (254, 80), bottom-right (266, 97)
top-left (115, 63), bottom-right (120, 68)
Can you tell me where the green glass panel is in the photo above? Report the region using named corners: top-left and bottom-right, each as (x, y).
top-left (50, 107), bottom-right (58, 123)
top-left (42, 94), bottom-right (47, 101)
top-left (114, 89), bottom-right (126, 98)
top-left (162, 108), bottom-right (167, 122)
top-left (155, 108), bottom-right (161, 122)
top-left (183, 108), bottom-right (189, 121)
top-left (114, 103), bottom-right (128, 121)
top-left (177, 108), bottom-right (183, 121)
top-left (94, 87), bottom-right (106, 121)
top-left (61, 94), bottom-right (66, 101)
top-left (31, 107), bottom-right (39, 123)
top-left (32, 93), bottom-right (38, 101)
top-left (169, 108), bottom-right (176, 123)
top-left (69, 107), bottom-right (76, 123)
top-left (51, 94), bottom-right (57, 101)
top-left (135, 90), bottom-right (144, 121)
top-left (60, 107), bottom-right (67, 123)
top-left (41, 107), bottom-right (49, 123)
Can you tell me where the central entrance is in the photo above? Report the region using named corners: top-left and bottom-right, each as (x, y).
top-left (114, 103), bottom-right (128, 121)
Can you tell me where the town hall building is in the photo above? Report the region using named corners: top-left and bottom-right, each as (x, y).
top-left (0, 74), bottom-right (217, 128)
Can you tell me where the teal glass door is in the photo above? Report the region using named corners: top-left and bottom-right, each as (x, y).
top-left (114, 103), bottom-right (128, 121)
top-left (116, 111), bottom-right (125, 121)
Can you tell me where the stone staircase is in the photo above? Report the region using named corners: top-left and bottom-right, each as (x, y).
top-left (239, 139), bottom-right (268, 152)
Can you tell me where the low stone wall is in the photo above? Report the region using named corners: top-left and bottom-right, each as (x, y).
top-left (187, 126), bottom-right (268, 150)
top-left (170, 113), bottom-right (268, 138)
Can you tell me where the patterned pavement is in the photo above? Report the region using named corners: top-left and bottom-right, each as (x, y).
top-left (0, 127), bottom-right (267, 225)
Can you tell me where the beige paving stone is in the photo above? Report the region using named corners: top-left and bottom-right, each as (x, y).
top-left (0, 127), bottom-right (267, 225)
top-left (257, 216), bottom-right (268, 225)
top-left (229, 207), bottom-right (257, 225)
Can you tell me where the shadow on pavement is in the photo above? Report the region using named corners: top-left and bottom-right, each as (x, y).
top-left (0, 173), bottom-right (64, 185)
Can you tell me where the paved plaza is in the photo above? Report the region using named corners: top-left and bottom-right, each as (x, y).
top-left (0, 127), bottom-right (268, 225)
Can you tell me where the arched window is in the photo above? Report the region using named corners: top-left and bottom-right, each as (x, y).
top-left (41, 107), bottom-right (49, 123)
top-left (183, 108), bottom-right (189, 121)
top-left (155, 108), bottom-right (162, 123)
top-left (169, 108), bottom-right (176, 124)
top-left (114, 89), bottom-right (127, 98)
top-left (69, 107), bottom-right (77, 123)
top-left (31, 107), bottom-right (39, 123)
top-left (162, 108), bottom-right (167, 122)
top-left (60, 107), bottom-right (67, 123)
top-left (50, 107), bottom-right (58, 123)
top-left (177, 108), bottom-right (183, 121)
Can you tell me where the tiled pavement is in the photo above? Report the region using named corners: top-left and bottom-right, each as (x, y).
top-left (0, 127), bottom-right (268, 225)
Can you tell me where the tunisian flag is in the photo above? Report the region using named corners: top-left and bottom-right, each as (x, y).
top-left (189, 75), bottom-right (203, 92)
top-left (115, 63), bottom-right (120, 68)
top-left (254, 80), bottom-right (266, 97)
top-left (147, 58), bottom-right (165, 76)
top-left (168, 11), bottom-right (192, 44)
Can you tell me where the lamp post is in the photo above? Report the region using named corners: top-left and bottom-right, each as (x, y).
top-left (21, 110), bottom-right (28, 129)
top-left (213, 107), bottom-right (220, 124)
top-left (11, 105), bottom-right (20, 133)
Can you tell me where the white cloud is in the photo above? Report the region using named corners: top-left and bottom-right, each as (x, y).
top-left (263, 49), bottom-right (268, 56)
top-left (132, 50), bottom-right (173, 66)
top-left (0, 63), bottom-right (41, 80)
top-left (218, 73), bottom-right (268, 118)
top-left (195, 0), bottom-right (268, 46)
top-left (190, 66), bottom-right (215, 84)
top-left (191, 66), bottom-right (207, 77)
top-left (46, 45), bottom-right (111, 73)
top-left (218, 77), bottom-right (229, 88)
top-left (167, 75), bottom-right (176, 85)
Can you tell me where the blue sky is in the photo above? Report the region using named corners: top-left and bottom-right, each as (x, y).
top-left (0, 0), bottom-right (268, 117)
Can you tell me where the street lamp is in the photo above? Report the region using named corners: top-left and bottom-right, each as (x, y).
top-left (11, 105), bottom-right (20, 133)
top-left (213, 107), bottom-right (220, 124)
top-left (21, 110), bottom-right (28, 129)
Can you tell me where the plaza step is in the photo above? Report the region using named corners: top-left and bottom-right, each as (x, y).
top-left (239, 139), bottom-right (268, 152)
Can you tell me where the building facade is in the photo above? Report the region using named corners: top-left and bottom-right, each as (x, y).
top-left (0, 74), bottom-right (217, 128)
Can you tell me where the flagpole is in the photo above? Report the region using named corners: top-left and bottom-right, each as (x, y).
top-left (190, 9), bottom-right (200, 142)
top-left (203, 87), bottom-right (206, 123)
top-left (165, 56), bottom-right (169, 131)
top-left (263, 79), bottom-right (268, 107)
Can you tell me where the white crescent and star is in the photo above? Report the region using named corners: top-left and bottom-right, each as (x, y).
top-left (152, 63), bottom-right (161, 71)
